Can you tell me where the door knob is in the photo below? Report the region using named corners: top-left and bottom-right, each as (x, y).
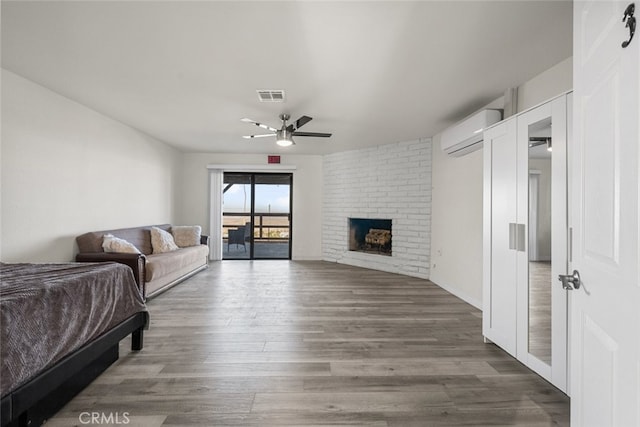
top-left (558, 270), bottom-right (581, 290)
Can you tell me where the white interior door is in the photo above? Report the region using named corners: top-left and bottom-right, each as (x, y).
top-left (483, 118), bottom-right (518, 355)
top-left (571, 1), bottom-right (639, 425)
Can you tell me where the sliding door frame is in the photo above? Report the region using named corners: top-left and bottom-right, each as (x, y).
top-left (222, 171), bottom-right (293, 260)
top-left (208, 164), bottom-right (297, 261)
top-left (254, 172), bottom-right (293, 260)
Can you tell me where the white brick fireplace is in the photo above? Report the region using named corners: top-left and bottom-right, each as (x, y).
top-left (322, 139), bottom-right (432, 278)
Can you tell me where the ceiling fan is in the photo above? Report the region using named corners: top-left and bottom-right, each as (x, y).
top-left (241, 114), bottom-right (332, 146)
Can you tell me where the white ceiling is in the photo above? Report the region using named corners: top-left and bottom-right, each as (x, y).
top-left (1, 1), bottom-right (573, 155)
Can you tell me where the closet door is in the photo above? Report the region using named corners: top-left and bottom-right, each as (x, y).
top-left (515, 96), bottom-right (568, 392)
top-left (483, 118), bottom-right (518, 355)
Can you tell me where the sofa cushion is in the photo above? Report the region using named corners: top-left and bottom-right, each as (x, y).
top-left (150, 227), bottom-right (179, 254)
top-left (76, 224), bottom-right (172, 255)
top-left (145, 245), bottom-right (209, 282)
top-left (171, 225), bottom-right (202, 248)
top-left (102, 234), bottom-right (141, 254)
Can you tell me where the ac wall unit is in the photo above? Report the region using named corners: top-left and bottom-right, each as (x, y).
top-left (441, 109), bottom-right (502, 157)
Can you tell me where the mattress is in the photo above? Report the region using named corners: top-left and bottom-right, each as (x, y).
top-left (0, 262), bottom-right (147, 397)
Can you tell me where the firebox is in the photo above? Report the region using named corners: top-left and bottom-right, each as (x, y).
top-left (348, 218), bottom-right (392, 256)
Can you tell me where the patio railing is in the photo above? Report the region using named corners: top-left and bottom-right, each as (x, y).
top-left (222, 212), bottom-right (290, 241)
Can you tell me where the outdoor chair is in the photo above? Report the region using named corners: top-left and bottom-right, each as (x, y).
top-left (228, 222), bottom-right (251, 251)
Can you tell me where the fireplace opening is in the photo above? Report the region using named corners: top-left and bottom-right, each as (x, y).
top-left (348, 218), bottom-right (392, 256)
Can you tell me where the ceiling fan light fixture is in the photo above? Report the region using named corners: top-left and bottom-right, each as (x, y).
top-left (276, 138), bottom-right (293, 147)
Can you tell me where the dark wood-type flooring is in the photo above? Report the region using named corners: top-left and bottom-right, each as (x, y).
top-left (48, 261), bottom-right (569, 426)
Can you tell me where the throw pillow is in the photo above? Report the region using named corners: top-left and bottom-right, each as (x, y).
top-left (150, 226), bottom-right (179, 254)
top-left (102, 234), bottom-right (141, 254)
top-left (171, 225), bottom-right (202, 247)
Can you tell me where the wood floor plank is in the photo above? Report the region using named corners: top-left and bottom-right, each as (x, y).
top-left (330, 360), bottom-right (500, 376)
top-left (47, 261), bottom-right (569, 426)
top-left (251, 391), bottom-right (453, 413)
top-left (77, 377), bottom-right (304, 397)
top-left (162, 413), bottom-right (390, 426)
top-left (158, 362), bottom-right (332, 377)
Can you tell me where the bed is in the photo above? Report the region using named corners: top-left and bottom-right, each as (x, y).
top-left (0, 262), bottom-right (148, 427)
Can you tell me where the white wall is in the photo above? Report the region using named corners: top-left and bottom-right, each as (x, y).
top-left (429, 57), bottom-right (573, 308)
top-left (517, 57), bottom-right (573, 112)
top-left (323, 139), bottom-right (432, 278)
top-left (429, 141), bottom-right (484, 307)
top-left (1, 70), bottom-right (181, 262)
top-left (178, 153), bottom-right (323, 260)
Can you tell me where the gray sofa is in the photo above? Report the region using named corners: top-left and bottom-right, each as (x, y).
top-left (76, 224), bottom-right (209, 299)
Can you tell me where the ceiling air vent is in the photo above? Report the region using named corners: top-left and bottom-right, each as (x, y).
top-left (257, 90), bottom-right (285, 102)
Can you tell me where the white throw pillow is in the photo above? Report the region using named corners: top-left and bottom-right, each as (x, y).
top-left (150, 227), bottom-right (179, 254)
top-left (102, 234), bottom-right (141, 254)
top-left (171, 225), bottom-right (202, 248)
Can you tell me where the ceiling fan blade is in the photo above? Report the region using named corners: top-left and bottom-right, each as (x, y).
top-left (240, 118), bottom-right (278, 133)
top-left (286, 115), bottom-right (314, 133)
top-left (293, 115), bottom-right (313, 130)
top-left (292, 131), bottom-right (332, 138)
top-left (243, 134), bottom-right (275, 139)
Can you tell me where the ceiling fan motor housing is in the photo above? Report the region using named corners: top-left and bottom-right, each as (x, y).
top-left (276, 128), bottom-right (294, 146)
top-left (276, 129), bottom-right (290, 140)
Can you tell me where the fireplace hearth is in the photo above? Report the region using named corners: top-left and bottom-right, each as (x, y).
top-left (348, 218), bottom-right (392, 256)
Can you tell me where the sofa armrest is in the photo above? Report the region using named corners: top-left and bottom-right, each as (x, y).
top-left (76, 252), bottom-right (147, 298)
top-left (200, 235), bottom-right (209, 245)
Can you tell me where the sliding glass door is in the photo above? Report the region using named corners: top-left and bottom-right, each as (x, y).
top-left (253, 174), bottom-right (291, 259)
top-left (222, 173), bottom-right (292, 260)
top-left (222, 173), bottom-right (252, 259)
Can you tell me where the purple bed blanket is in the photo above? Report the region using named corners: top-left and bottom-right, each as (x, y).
top-left (0, 262), bottom-right (148, 397)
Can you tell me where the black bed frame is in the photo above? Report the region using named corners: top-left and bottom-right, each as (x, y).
top-left (0, 312), bottom-right (147, 427)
